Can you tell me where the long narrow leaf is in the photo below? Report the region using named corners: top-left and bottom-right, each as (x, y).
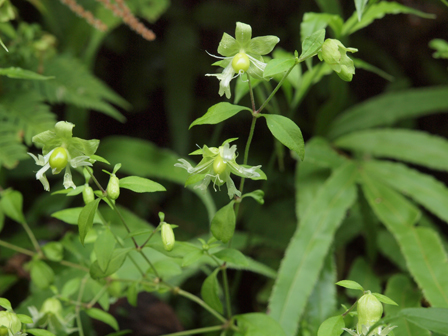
top-left (361, 173), bottom-right (448, 307)
top-left (327, 86), bottom-right (448, 139)
top-left (335, 129), bottom-right (448, 172)
top-left (268, 162), bottom-right (358, 336)
top-left (363, 160), bottom-right (448, 224)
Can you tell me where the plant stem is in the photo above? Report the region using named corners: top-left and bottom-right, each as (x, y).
top-left (59, 260), bottom-right (89, 272)
top-left (221, 265), bottom-right (232, 319)
top-left (0, 239), bottom-right (35, 256)
top-left (21, 220), bottom-right (42, 256)
top-left (160, 325), bottom-right (224, 336)
top-left (342, 300), bottom-right (358, 318)
top-left (75, 276), bottom-right (88, 336)
top-left (87, 283), bottom-right (109, 308)
top-left (247, 75), bottom-right (256, 113)
top-left (257, 61), bottom-right (298, 114)
top-left (177, 288), bottom-right (227, 324)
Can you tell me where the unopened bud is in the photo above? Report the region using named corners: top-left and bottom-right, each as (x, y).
top-left (82, 185), bottom-right (95, 204)
top-left (0, 311), bottom-right (21, 335)
top-left (107, 174), bottom-right (120, 200)
top-left (357, 292), bottom-right (383, 334)
top-left (161, 223), bottom-right (175, 252)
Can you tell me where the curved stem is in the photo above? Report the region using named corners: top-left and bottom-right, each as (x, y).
top-left (221, 265), bottom-right (232, 319)
top-left (21, 221), bottom-right (42, 256)
top-left (75, 275), bottom-right (88, 336)
top-left (177, 288), bottom-right (227, 324)
top-left (160, 325), bottom-right (224, 336)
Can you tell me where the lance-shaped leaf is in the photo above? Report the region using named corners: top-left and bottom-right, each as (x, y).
top-left (119, 176), bottom-right (166, 193)
top-left (78, 198), bottom-right (101, 245)
top-left (201, 268), bottom-right (223, 314)
top-left (268, 162), bottom-right (357, 336)
top-left (189, 102), bottom-right (251, 128)
top-left (299, 29), bottom-right (325, 61)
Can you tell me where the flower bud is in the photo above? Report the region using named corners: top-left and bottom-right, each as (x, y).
top-left (41, 298), bottom-right (63, 316)
top-left (161, 223), bottom-right (175, 252)
top-left (0, 311), bottom-right (22, 335)
top-left (319, 38), bottom-right (358, 82)
top-left (107, 174), bottom-right (120, 200)
top-left (357, 292), bottom-right (383, 334)
top-left (82, 185), bottom-right (95, 204)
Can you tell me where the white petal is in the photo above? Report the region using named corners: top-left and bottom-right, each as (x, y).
top-left (175, 158), bottom-right (213, 175)
top-left (342, 328), bottom-right (359, 336)
top-left (247, 54), bottom-right (267, 71)
top-left (221, 143), bottom-right (237, 162)
top-left (36, 163), bottom-right (51, 180)
top-left (194, 175), bottom-right (212, 191)
top-left (63, 166), bottom-right (76, 189)
top-left (70, 155), bottom-right (92, 168)
top-left (225, 174), bottom-right (241, 199)
top-left (39, 174), bottom-right (50, 192)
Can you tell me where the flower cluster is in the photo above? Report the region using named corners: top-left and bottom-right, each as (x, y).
top-left (206, 22), bottom-right (279, 99)
top-left (28, 121), bottom-right (99, 191)
top-left (175, 140), bottom-right (263, 199)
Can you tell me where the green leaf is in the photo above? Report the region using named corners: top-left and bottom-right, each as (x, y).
top-left (300, 13), bottom-right (343, 42)
top-left (211, 201), bottom-right (236, 243)
top-left (317, 315), bottom-right (345, 336)
top-left (95, 229), bottom-right (116, 272)
top-left (27, 329), bottom-right (57, 336)
top-left (363, 160), bottom-right (448, 224)
top-left (182, 249), bottom-right (205, 267)
top-left (127, 282), bottom-right (138, 307)
top-left (90, 248), bottom-right (132, 279)
top-left (353, 57), bottom-right (394, 81)
top-left (42, 242), bottom-right (64, 262)
top-left (61, 277), bottom-right (81, 298)
top-left (377, 230), bottom-right (407, 272)
top-left (355, 0), bottom-right (368, 21)
top-left (268, 162), bottom-right (357, 336)
top-left (201, 268), bottom-right (223, 314)
top-left (242, 189), bottom-right (265, 204)
top-left (0, 189), bottom-right (25, 224)
top-left (30, 260), bottom-right (54, 289)
top-left (52, 207), bottom-right (102, 225)
top-left (430, 39), bottom-right (448, 59)
top-left (373, 293), bottom-right (398, 306)
top-left (147, 259), bottom-right (181, 280)
top-left (0, 208), bottom-right (4, 234)
top-left (335, 129), bottom-right (448, 172)
top-left (247, 35), bottom-right (280, 55)
top-left (342, 2), bottom-right (435, 36)
top-left (235, 313), bottom-right (287, 336)
top-left (328, 86), bottom-right (448, 139)
top-left (78, 198), bottom-right (101, 245)
top-left (299, 29), bottom-right (325, 61)
top-left (335, 280), bottom-right (364, 292)
top-left (16, 314), bottom-right (33, 324)
top-left (346, 257), bottom-right (381, 298)
top-left (0, 67), bottom-right (54, 80)
top-left (399, 308), bottom-right (448, 334)
top-left (263, 58), bottom-right (296, 78)
top-left (213, 248), bottom-right (248, 266)
top-left (86, 307), bottom-right (119, 331)
top-left (261, 114), bottom-right (305, 160)
top-left (119, 176), bottom-right (166, 193)
top-left (303, 137), bottom-right (346, 169)
top-left (189, 102), bottom-right (251, 129)
top-left (0, 297), bottom-right (12, 311)
top-left (361, 173), bottom-right (448, 307)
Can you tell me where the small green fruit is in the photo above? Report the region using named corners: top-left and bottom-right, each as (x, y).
top-left (357, 292), bottom-right (383, 334)
top-left (232, 52), bottom-right (250, 73)
top-left (213, 155), bottom-right (227, 175)
top-left (49, 147), bottom-right (68, 173)
top-left (82, 185), bottom-right (95, 204)
top-left (107, 174), bottom-right (120, 200)
top-left (161, 223), bottom-right (175, 252)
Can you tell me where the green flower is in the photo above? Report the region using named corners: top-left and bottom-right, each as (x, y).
top-left (175, 139), bottom-right (262, 199)
top-left (206, 22), bottom-right (279, 99)
top-left (0, 311), bottom-right (21, 336)
top-left (28, 121), bottom-right (99, 191)
top-left (318, 38), bottom-right (358, 81)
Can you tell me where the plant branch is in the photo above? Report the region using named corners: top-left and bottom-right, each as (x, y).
top-left (160, 325), bottom-right (224, 336)
top-left (176, 288), bottom-right (227, 324)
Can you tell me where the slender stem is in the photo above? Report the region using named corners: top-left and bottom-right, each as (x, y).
top-left (75, 276), bottom-right (88, 336)
top-left (139, 249), bottom-right (161, 279)
top-left (177, 288), bottom-right (227, 324)
top-left (87, 283), bottom-right (109, 308)
top-left (21, 221), bottom-right (42, 256)
top-left (0, 240), bottom-right (35, 256)
top-left (257, 62), bottom-right (298, 114)
top-left (59, 260), bottom-right (89, 272)
top-left (160, 325), bottom-right (224, 336)
top-left (247, 75), bottom-right (256, 113)
top-left (221, 266), bottom-right (232, 319)
top-left (342, 300), bottom-right (358, 318)
top-left (140, 223), bottom-right (161, 248)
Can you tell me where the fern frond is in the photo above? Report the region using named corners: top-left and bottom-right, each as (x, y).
top-left (0, 121), bottom-right (28, 169)
top-left (0, 89), bottom-right (56, 145)
top-left (35, 55), bottom-right (130, 122)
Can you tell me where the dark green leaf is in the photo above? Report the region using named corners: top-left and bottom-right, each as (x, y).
top-left (242, 189), bottom-right (264, 204)
top-left (299, 29), bottom-right (325, 61)
top-left (335, 129), bottom-right (448, 172)
top-left (263, 58), bottom-right (296, 78)
top-left (0, 189), bottom-right (25, 224)
top-left (300, 13), bottom-right (343, 41)
top-left (30, 260), bottom-right (54, 289)
top-left (78, 198), bottom-right (101, 245)
top-left (335, 280), bottom-right (364, 292)
top-left (400, 308), bottom-right (448, 334)
top-left (211, 201), bottom-right (235, 243)
top-left (119, 176), bottom-right (166, 193)
top-left (52, 207), bottom-right (102, 225)
top-left (189, 102), bottom-right (251, 128)
top-left (90, 248), bottom-right (132, 279)
top-left (201, 268), bottom-right (223, 314)
top-left (27, 329), bottom-right (57, 336)
top-left (86, 307), bottom-right (119, 331)
top-left (328, 86), bottom-right (448, 139)
top-left (261, 114), bottom-right (305, 160)
top-left (268, 162), bottom-right (357, 336)
top-left (213, 248), bottom-right (248, 266)
top-left (0, 67), bottom-right (54, 80)
top-left (95, 229), bottom-right (116, 272)
top-left (235, 313), bottom-right (287, 336)
top-left (317, 315), bottom-right (345, 336)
